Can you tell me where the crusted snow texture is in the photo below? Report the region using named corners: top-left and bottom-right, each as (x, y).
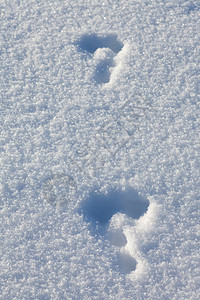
top-left (0, 0), bottom-right (199, 299)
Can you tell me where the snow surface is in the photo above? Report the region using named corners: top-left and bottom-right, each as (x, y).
top-left (0, 0), bottom-right (200, 299)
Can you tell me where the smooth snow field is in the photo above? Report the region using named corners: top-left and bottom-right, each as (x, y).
top-left (0, 0), bottom-right (200, 299)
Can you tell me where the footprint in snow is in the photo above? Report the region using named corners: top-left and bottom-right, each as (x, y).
top-left (79, 187), bottom-right (150, 274)
top-left (77, 33), bottom-right (124, 84)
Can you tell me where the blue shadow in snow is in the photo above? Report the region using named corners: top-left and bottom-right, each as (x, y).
top-left (77, 33), bottom-right (123, 54)
top-left (80, 187), bottom-right (149, 234)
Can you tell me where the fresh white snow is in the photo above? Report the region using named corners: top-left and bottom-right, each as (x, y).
top-left (1, 0), bottom-right (200, 299)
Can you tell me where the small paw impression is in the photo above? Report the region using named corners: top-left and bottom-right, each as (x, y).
top-left (80, 187), bottom-right (149, 226)
top-left (77, 33), bottom-right (123, 84)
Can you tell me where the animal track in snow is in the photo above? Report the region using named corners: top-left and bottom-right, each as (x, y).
top-left (77, 33), bottom-right (125, 84)
top-left (80, 187), bottom-right (150, 274)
